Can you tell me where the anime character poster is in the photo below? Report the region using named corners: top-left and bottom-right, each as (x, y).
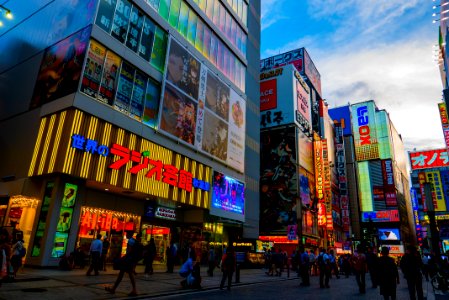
top-left (114, 61), bottom-right (135, 114)
top-left (201, 110), bottom-right (228, 161)
top-left (142, 79), bottom-right (160, 129)
top-left (129, 70), bottom-right (147, 121)
top-left (260, 127), bottom-right (298, 235)
top-left (56, 207), bottom-right (73, 233)
top-left (31, 26), bottom-right (90, 108)
top-left (80, 40), bottom-right (106, 97)
top-left (62, 183), bottom-right (78, 208)
top-left (98, 50), bottom-right (121, 104)
top-left (226, 89), bottom-right (246, 173)
top-left (166, 39), bottom-right (200, 100)
top-left (205, 71), bottom-right (230, 121)
top-left (160, 83), bottom-right (197, 145)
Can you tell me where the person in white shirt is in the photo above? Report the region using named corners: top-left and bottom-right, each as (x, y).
top-left (86, 234), bottom-right (103, 276)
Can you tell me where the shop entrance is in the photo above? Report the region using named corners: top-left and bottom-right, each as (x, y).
top-left (141, 224), bottom-right (171, 265)
top-left (77, 207), bottom-right (141, 264)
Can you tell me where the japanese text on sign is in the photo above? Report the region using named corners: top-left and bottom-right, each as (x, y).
top-left (409, 149), bottom-right (449, 170)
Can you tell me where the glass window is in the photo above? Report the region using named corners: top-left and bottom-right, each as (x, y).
top-left (178, 1), bottom-right (189, 37)
top-left (187, 9), bottom-right (197, 44)
top-left (158, 0), bottom-right (171, 20)
top-left (241, 33), bottom-right (246, 55)
top-left (202, 26), bottom-right (211, 58)
top-left (146, 0), bottom-right (160, 11)
top-left (130, 70), bottom-right (147, 121)
top-left (242, 2), bottom-right (247, 26)
top-left (111, 0), bottom-right (132, 43)
top-left (219, 3), bottom-right (226, 32)
top-left (195, 19), bottom-right (204, 53)
top-left (168, 0), bottom-right (181, 28)
top-left (150, 27), bottom-right (168, 72)
top-left (225, 11), bottom-right (231, 39)
top-left (212, 1), bottom-right (220, 27)
top-left (115, 61), bottom-right (135, 113)
top-left (240, 62), bottom-right (245, 90)
top-left (199, 0), bottom-right (207, 11)
top-left (209, 34), bottom-right (217, 65)
top-left (232, 0), bottom-right (237, 13)
top-left (139, 17), bottom-right (156, 61)
top-left (206, 0), bottom-right (214, 20)
top-left (98, 51), bottom-right (122, 105)
top-left (125, 6), bottom-right (144, 53)
top-left (236, 27), bottom-right (241, 53)
top-left (217, 40), bottom-right (224, 71)
top-left (229, 53), bottom-right (235, 82)
top-left (230, 18), bottom-right (237, 45)
top-left (223, 47), bottom-right (230, 77)
top-left (142, 78), bottom-right (161, 129)
top-left (238, 0), bottom-right (243, 20)
top-left (81, 40), bottom-right (107, 98)
top-left (95, 0), bottom-right (117, 33)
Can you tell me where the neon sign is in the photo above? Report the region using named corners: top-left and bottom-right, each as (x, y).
top-left (71, 134), bottom-right (210, 192)
top-left (357, 106), bottom-right (371, 145)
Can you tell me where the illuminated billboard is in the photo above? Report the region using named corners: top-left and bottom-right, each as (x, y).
top-left (409, 149), bottom-right (449, 170)
top-left (210, 171), bottom-right (245, 222)
top-left (260, 128), bottom-right (298, 235)
top-left (351, 102), bottom-right (379, 161)
top-left (378, 228), bottom-right (401, 241)
top-left (357, 161), bottom-right (373, 211)
top-left (160, 38), bottom-right (246, 173)
top-left (361, 210), bottom-right (400, 222)
top-left (260, 64), bottom-right (311, 132)
top-left (426, 171), bottom-right (447, 211)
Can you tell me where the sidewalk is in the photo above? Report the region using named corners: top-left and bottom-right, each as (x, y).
top-left (0, 265), bottom-right (292, 300)
top-left (0, 265), bottom-right (443, 300)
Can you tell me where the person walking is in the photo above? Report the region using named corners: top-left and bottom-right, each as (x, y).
top-left (105, 231), bottom-right (138, 296)
top-left (220, 246), bottom-right (236, 291)
top-left (101, 236), bottom-right (110, 271)
top-left (207, 247), bottom-right (216, 277)
top-left (329, 249), bottom-right (340, 279)
top-left (400, 245), bottom-right (424, 300)
top-left (377, 247), bottom-right (400, 300)
top-left (351, 245), bottom-right (367, 294)
top-left (86, 234), bottom-right (103, 276)
top-left (308, 250), bottom-right (316, 276)
top-left (366, 246), bottom-right (379, 288)
top-left (317, 248), bottom-right (331, 288)
top-left (421, 253), bottom-right (429, 282)
top-left (143, 237), bottom-right (156, 279)
top-left (299, 247), bottom-right (310, 286)
top-left (10, 234), bottom-right (25, 277)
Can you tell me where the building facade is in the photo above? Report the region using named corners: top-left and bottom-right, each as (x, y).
top-left (0, 0), bottom-right (260, 267)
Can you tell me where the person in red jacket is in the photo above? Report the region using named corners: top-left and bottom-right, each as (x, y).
top-left (220, 246), bottom-right (236, 290)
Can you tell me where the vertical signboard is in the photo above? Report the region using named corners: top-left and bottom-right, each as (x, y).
top-left (322, 139), bottom-right (333, 229)
top-left (335, 124), bottom-right (350, 233)
top-left (260, 79), bottom-right (277, 111)
top-left (303, 49), bottom-right (322, 96)
top-left (294, 71), bottom-right (312, 134)
top-left (418, 172), bottom-right (428, 211)
top-left (426, 171), bottom-right (447, 211)
top-left (439, 102), bottom-right (449, 153)
top-left (382, 159), bottom-right (397, 207)
top-left (351, 102), bottom-right (379, 161)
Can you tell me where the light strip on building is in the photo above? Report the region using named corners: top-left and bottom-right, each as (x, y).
top-left (28, 117), bottom-right (47, 176)
top-left (358, 161), bottom-right (374, 211)
top-left (49, 111), bottom-right (66, 173)
top-left (38, 114), bottom-right (56, 175)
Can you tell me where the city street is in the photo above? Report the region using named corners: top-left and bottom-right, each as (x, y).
top-left (0, 265), bottom-right (440, 300)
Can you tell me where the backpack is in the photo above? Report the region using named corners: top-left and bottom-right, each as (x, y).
top-left (317, 253), bottom-right (324, 267)
top-left (19, 246), bottom-right (26, 258)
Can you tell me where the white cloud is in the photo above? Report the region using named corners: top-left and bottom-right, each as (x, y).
top-left (261, 0), bottom-right (287, 31)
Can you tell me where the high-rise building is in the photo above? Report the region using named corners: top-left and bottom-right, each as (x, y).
top-left (330, 100), bottom-right (414, 255)
top-left (0, 0), bottom-right (260, 267)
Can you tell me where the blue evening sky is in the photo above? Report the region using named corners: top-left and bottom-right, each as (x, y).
top-left (261, 0), bottom-right (444, 152)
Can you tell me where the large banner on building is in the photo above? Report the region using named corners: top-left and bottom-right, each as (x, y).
top-left (426, 171), bottom-right (447, 212)
top-left (335, 124), bottom-right (350, 233)
top-left (382, 159), bottom-right (398, 207)
top-left (409, 149), bottom-right (449, 170)
top-left (260, 128), bottom-right (298, 235)
top-left (160, 38), bottom-right (246, 173)
top-left (322, 139), bottom-right (333, 230)
top-left (351, 102), bottom-right (379, 161)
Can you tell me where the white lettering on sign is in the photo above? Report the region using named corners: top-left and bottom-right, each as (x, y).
top-left (357, 106), bottom-right (371, 145)
top-left (385, 160), bottom-right (394, 185)
top-left (155, 207), bottom-right (176, 220)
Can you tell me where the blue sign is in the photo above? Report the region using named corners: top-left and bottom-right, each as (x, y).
top-left (212, 171), bottom-right (245, 215)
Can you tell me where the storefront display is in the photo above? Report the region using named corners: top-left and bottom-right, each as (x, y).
top-left (140, 224), bottom-right (171, 264)
top-left (77, 207), bottom-right (141, 263)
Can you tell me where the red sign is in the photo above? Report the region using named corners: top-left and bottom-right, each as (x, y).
top-left (260, 79), bottom-right (277, 111)
top-left (381, 159), bottom-right (397, 206)
top-left (410, 149), bottom-right (449, 170)
top-left (146, 227), bottom-right (170, 235)
top-left (439, 103), bottom-right (448, 125)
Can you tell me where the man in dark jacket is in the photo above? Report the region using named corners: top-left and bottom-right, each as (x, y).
top-left (400, 246), bottom-right (424, 300)
top-left (377, 247), bottom-right (399, 300)
top-left (366, 246), bottom-right (379, 288)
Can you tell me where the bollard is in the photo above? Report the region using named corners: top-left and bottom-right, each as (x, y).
top-left (235, 264), bottom-right (240, 283)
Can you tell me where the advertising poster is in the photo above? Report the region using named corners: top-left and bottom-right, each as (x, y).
top-left (166, 38), bottom-right (200, 100)
top-left (287, 225), bottom-right (297, 240)
top-left (303, 49), bottom-right (322, 96)
top-left (201, 110), bottom-right (228, 161)
top-left (298, 131), bottom-right (313, 173)
top-left (52, 232), bottom-right (68, 258)
top-left (211, 171), bottom-right (245, 216)
top-left (142, 79), bottom-right (161, 129)
top-left (62, 183), bottom-right (78, 208)
top-left (160, 83), bottom-right (197, 145)
top-left (440, 170), bottom-right (449, 209)
top-left (361, 210), bottom-right (400, 222)
top-left (139, 17), bottom-right (155, 61)
top-left (95, 0), bottom-right (117, 33)
top-left (260, 128), bottom-right (298, 235)
top-left (195, 66), bottom-right (208, 146)
top-left (31, 26), bottom-right (90, 108)
top-left (351, 102), bottom-right (379, 161)
top-left (227, 89), bottom-right (246, 172)
top-left (110, 0), bottom-right (131, 43)
top-left (57, 207), bottom-right (73, 232)
top-left (260, 79), bottom-right (277, 111)
top-left (378, 229), bottom-right (401, 241)
top-left (98, 51), bottom-right (121, 104)
top-left (426, 171), bottom-right (447, 211)
top-left (299, 170), bottom-right (311, 206)
top-left (205, 71), bottom-right (230, 121)
top-left (295, 71), bottom-right (311, 126)
top-left (115, 61), bottom-right (135, 113)
top-left (125, 6), bottom-right (144, 53)
top-left (382, 159), bottom-right (397, 207)
top-left (80, 40), bottom-right (106, 97)
top-left (129, 70), bottom-right (147, 121)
